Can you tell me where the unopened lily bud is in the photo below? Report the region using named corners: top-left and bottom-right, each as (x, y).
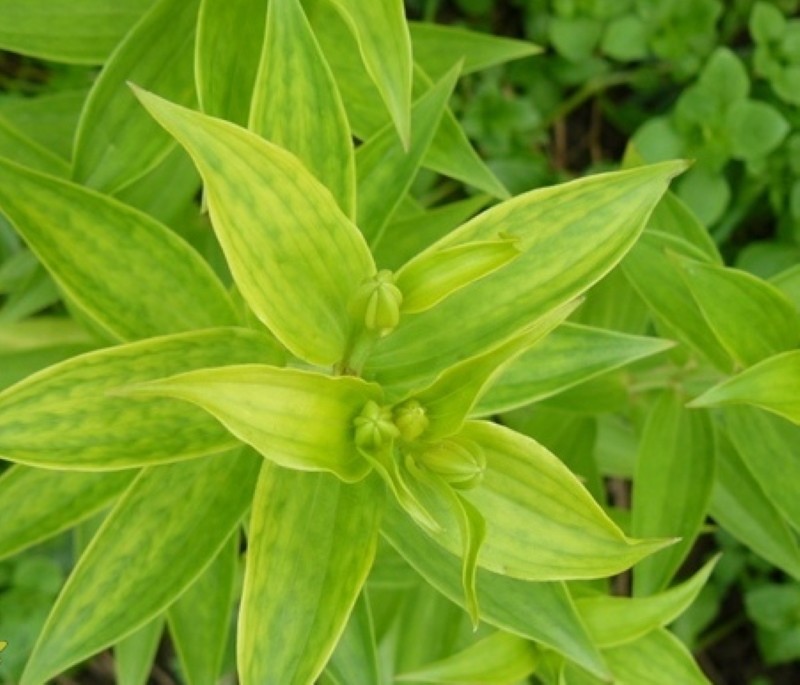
top-left (351, 270), bottom-right (403, 336)
top-left (354, 400), bottom-right (399, 451)
top-left (393, 399), bottom-right (429, 441)
top-left (417, 438), bottom-right (486, 490)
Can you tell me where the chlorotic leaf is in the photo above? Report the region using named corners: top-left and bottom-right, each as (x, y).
top-left (0, 158), bottom-right (237, 342)
top-left (690, 350), bottom-right (800, 424)
top-left (249, 0), bottom-right (355, 217)
top-left (131, 365), bottom-right (380, 482)
top-left (133, 88), bottom-right (375, 365)
top-left (238, 466), bottom-right (384, 685)
top-left (20, 449), bottom-right (261, 685)
top-left (0, 329), bottom-right (282, 470)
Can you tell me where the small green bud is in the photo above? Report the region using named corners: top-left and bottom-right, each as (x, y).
top-left (393, 399), bottom-right (429, 441)
top-left (351, 270), bottom-right (403, 336)
top-left (417, 438), bottom-right (486, 490)
top-left (354, 400), bottom-right (399, 451)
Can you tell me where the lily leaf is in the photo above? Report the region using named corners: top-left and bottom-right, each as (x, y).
top-left (131, 364), bottom-right (381, 482)
top-left (114, 616), bottom-right (164, 685)
top-left (324, 591), bottom-right (381, 685)
top-left (0, 158), bottom-right (237, 342)
top-left (21, 449), bottom-right (261, 685)
top-left (690, 350), bottom-right (800, 425)
top-left (134, 88), bottom-right (375, 365)
top-left (249, 0), bottom-right (355, 217)
top-left (0, 328), bottom-right (282, 470)
top-left (238, 465), bottom-right (384, 685)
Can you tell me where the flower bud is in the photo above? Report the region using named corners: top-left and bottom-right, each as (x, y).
top-left (393, 399), bottom-right (429, 442)
top-left (417, 438), bottom-right (486, 490)
top-left (351, 270), bottom-right (403, 336)
top-left (354, 400), bottom-right (399, 451)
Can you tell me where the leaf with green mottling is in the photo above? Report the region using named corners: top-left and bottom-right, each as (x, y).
top-left (195, 0), bottom-right (268, 125)
top-left (721, 406), bottom-right (800, 533)
top-left (249, 0), bottom-right (354, 217)
top-left (0, 117), bottom-right (70, 176)
top-left (576, 556), bottom-right (718, 648)
top-left (20, 449), bottom-right (261, 685)
top-left (381, 503), bottom-right (609, 680)
top-left (238, 466), bottom-right (384, 685)
top-left (710, 430), bottom-right (800, 580)
top-left (114, 616), bottom-right (164, 685)
top-left (0, 467), bottom-right (135, 559)
top-left (671, 257), bottom-right (800, 368)
top-left (0, 328), bottom-right (282, 470)
top-left (131, 364), bottom-right (380, 482)
top-left (168, 535), bottom-right (238, 685)
top-left (434, 421), bottom-right (672, 581)
top-left (327, 0), bottom-right (412, 146)
top-left (632, 391), bottom-right (715, 596)
top-left (409, 22), bottom-right (541, 80)
top-left (0, 158), bottom-right (236, 341)
top-left (475, 324), bottom-right (674, 415)
top-left (72, 0), bottom-right (199, 193)
top-left (135, 88), bottom-right (375, 365)
top-left (691, 350), bottom-right (800, 424)
top-left (324, 591), bottom-right (380, 685)
top-left (397, 630), bottom-right (539, 683)
top-left (357, 65), bottom-right (459, 245)
top-left (367, 163), bottom-right (685, 395)
top-left (0, 0), bottom-right (155, 63)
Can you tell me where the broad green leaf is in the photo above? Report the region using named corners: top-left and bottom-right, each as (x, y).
top-left (0, 344), bottom-right (95, 391)
top-left (443, 422), bottom-right (671, 580)
top-left (367, 163), bottom-right (685, 394)
top-left (727, 100), bottom-right (789, 160)
top-left (397, 631), bottom-right (539, 683)
top-left (409, 23), bottom-right (541, 80)
top-left (0, 263), bottom-right (60, 326)
top-left (475, 324), bottom-right (674, 415)
top-left (409, 302), bottom-right (578, 437)
top-left (691, 350), bottom-right (800, 424)
top-left (0, 328), bottom-right (282, 470)
top-left (114, 616), bottom-right (164, 685)
top-left (0, 89), bottom-right (86, 160)
top-left (304, 0), bottom-right (507, 198)
top-left (21, 449), bottom-right (260, 685)
top-left (571, 266), bottom-right (650, 335)
top-left (621, 231), bottom-right (734, 372)
top-left (0, 0), bottom-right (155, 63)
top-left (672, 258), bottom-right (800, 368)
top-left (357, 65), bottom-right (459, 245)
top-left (195, 0), bottom-right (268, 125)
top-left (381, 504), bottom-right (609, 679)
top-left (0, 317), bottom-right (89, 352)
top-left (0, 467), bottom-right (134, 559)
top-left (0, 117), bottom-right (69, 176)
top-left (647, 191), bottom-right (721, 264)
top-left (397, 237), bottom-right (521, 314)
top-left (73, 0), bottom-right (200, 193)
top-left (168, 535), bottom-right (238, 685)
top-left (710, 430), bottom-right (800, 580)
top-left (249, 0), bottom-right (354, 217)
top-left (601, 629), bottom-right (710, 685)
top-left (632, 391), bottom-right (715, 595)
top-left (575, 556), bottom-right (718, 648)
top-left (373, 195), bottom-right (491, 271)
top-left (770, 263), bottom-right (800, 311)
top-left (721, 406), bottom-right (800, 533)
top-left (324, 591), bottom-right (381, 685)
top-left (133, 365), bottom-right (380, 482)
top-left (239, 466), bottom-right (384, 685)
top-left (135, 89), bottom-right (375, 365)
top-left (327, 0), bottom-right (412, 146)
top-left (0, 158), bottom-right (236, 341)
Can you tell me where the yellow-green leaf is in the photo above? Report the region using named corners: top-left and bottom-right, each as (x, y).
top-left (0, 158), bottom-right (236, 341)
top-left (0, 329), bottom-right (282, 470)
top-left (324, 592), bottom-right (381, 685)
top-left (249, 0), bottom-right (354, 216)
top-left (132, 365), bottom-right (380, 482)
top-left (114, 616), bottom-right (164, 685)
top-left (134, 89), bottom-right (375, 365)
top-left (21, 449), bottom-right (261, 685)
top-left (238, 466), bottom-right (384, 685)
top-left (690, 350), bottom-right (800, 424)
